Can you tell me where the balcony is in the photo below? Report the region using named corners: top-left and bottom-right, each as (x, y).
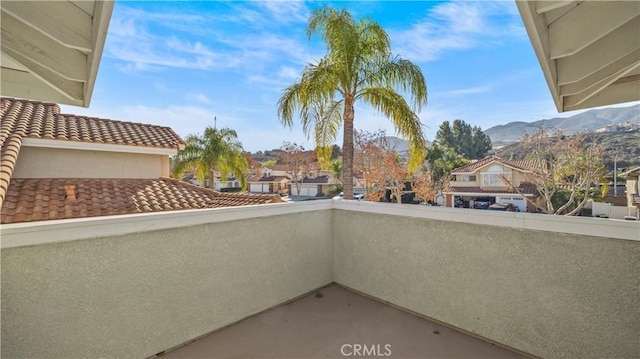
top-left (480, 171), bottom-right (511, 187)
top-left (2, 201), bottom-right (639, 358)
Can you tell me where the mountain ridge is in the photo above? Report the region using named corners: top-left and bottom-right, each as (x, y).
top-left (485, 104), bottom-right (640, 143)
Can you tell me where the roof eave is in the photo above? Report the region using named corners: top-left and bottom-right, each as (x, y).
top-left (0, 1), bottom-right (114, 107)
top-left (517, 1), bottom-right (640, 112)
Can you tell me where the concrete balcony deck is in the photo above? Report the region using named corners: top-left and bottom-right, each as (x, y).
top-left (161, 284), bottom-right (524, 358)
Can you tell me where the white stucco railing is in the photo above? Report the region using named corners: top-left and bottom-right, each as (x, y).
top-left (2, 200), bottom-right (639, 358)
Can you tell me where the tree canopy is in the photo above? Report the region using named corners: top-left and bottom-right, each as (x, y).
top-left (171, 126), bottom-right (248, 190)
top-left (277, 6), bottom-right (428, 200)
top-left (435, 119), bottom-right (492, 159)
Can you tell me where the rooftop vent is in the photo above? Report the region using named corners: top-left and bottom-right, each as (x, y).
top-left (64, 184), bottom-right (77, 201)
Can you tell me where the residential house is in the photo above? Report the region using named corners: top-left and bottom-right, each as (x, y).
top-left (290, 173), bottom-right (341, 197)
top-left (247, 167), bottom-right (290, 195)
top-left (213, 173), bottom-right (243, 192)
top-left (444, 156), bottom-right (538, 212)
top-left (0, 97), bottom-right (282, 224)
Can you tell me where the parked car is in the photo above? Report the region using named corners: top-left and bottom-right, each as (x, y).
top-left (474, 197), bottom-right (493, 209)
top-left (333, 192), bottom-right (364, 200)
top-left (487, 203), bottom-right (519, 212)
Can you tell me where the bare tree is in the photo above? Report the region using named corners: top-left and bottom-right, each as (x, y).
top-left (354, 129), bottom-right (407, 202)
top-left (412, 171), bottom-right (438, 204)
top-left (279, 142), bottom-right (307, 199)
top-left (504, 128), bottom-right (604, 215)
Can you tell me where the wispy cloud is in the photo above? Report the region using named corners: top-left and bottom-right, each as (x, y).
top-left (255, 1), bottom-right (309, 24)
top-left (105, 3), bottom-right (314, 75)
top-left (219, 1), bottom-right (309, 27)
top-left (392, 1), bottom-right (526, 62)
top-left (105, 6), bottom-right (239, 71)
top-left (190, 93), bottom-right (211, 104)
top-left (440, 86), bottom-right (492, 96)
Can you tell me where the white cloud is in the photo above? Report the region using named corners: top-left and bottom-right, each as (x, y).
top-left (191, 93), bottom-right (211, 104)
top-left (255, 1), bottom-right (309, 24)
top-left (440, 86), bottom-right (492, 96)
top-left (277, 66), bottom-right (302, 80)
top-left (105, 6), bottom-right (239, 71)
top-left (104, 4), bottom-right (315, 75)
top-left (391, 1), bottom-right (526, 62)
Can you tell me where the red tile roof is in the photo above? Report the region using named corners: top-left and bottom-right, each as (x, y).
top-left (0, 97), bottom-right (186, 208)
top-left (451, 156), bottom-right (540, 174)
top-left (1, 97), bottom-right (184, 149)
top-left (446, 182), bottom-right (537, 195)
top-left (1, 177), bottom-right (283, 224)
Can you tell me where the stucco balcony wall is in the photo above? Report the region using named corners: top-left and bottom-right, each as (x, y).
top-left (1, 203), bottom-right (334, 359)
top-left (2, 201), bottom-right (639, 358)
top-left (332, 202), bottom-right (640, 359)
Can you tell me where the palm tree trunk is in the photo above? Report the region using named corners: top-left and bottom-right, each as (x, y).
top-left (342, 97), bottom-right (355, 200)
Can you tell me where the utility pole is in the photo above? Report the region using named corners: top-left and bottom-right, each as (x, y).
top-left (611, 145), bottom-right (623, 197)
top-left (614, 158), bottom-right (618, 196)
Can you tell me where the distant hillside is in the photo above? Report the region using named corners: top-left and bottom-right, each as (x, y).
top-left (382, 136), bottom-right (430, 153)
top-left (486, 104), bottom-right (640, 143)
top-left (495, 130), bottom-right (640, 170)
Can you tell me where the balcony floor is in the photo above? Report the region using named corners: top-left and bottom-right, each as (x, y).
top-left (160, 284), bottom-right (525, 358)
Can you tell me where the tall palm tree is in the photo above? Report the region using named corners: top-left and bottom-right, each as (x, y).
top-left (278, 6), bottom-right (428, 199)
top-left (172, 126), bottom-right (249, 190)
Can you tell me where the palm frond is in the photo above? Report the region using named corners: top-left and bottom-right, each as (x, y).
top-left (360, 87), bottom-right (427, 172)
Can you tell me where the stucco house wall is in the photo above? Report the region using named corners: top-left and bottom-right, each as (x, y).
top-left (12, 146), bottom-right (168, 179)
top-left (451, 163), bottom-right (527, 189)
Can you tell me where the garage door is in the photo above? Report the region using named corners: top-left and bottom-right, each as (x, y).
top-left (292, 186), bottom-right (318, 197)
top-left (303, 186), bottom-right (318, 197)
top-left (497, 196), bottom-right (527, 212)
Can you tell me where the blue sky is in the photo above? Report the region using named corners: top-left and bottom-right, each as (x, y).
top-left (59, 1), bottom-right (620, 152)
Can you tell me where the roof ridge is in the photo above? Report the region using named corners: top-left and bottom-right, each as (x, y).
top-left (1, 97), bottom-right (60, 109)
top-left (59, 112), bottom-right (183, 132)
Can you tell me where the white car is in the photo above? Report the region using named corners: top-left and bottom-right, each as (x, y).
top-left (333, 192), bottom-right (364, 200)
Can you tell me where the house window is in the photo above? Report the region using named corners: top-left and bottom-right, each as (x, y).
top-left (481, 165), bottom-right (511, 187)
top-left (459, 175), bottom-right (476, 182)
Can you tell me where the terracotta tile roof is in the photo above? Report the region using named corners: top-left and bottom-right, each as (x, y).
top-left (0, 97), bottom-right (186, 209)
top-left (446, 182), bottom-right (537, 195)
top-left (1, 97), bottom-right (185, 149)
top-left (1, 177), bottom-right (283, 224)
top-left (0, 135), bottom-right (22, 205)
top-left (451, 156), bottom-right (540, 174)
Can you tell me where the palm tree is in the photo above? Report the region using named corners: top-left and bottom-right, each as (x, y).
top-left (278, 6), bottom-right (428, 199)
top-left (172, 126), bottom-right (249, 190)
top-left (330, 158), bottom-right (343, 182)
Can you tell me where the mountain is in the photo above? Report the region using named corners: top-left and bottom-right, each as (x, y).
top-left (495, 131), bottom-right (640, 170)
top-left (382, 136), bottom-right (431, 153)
top-left (485, 104), bottom-right (640, 143)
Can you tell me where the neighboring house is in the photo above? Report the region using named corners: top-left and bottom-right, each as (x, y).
top-left (213, 173), bottom-right (242, 192)
top-left (290, 175), bottom-right (341, 197)
top-left (0, 97), bottom-right (282, 224)
top-left (444, 156), bottom-right (538, 212)
top-left (248, 168), bottom-right (290, 195)
top-left (622, 166), bottom-right (640, 218)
